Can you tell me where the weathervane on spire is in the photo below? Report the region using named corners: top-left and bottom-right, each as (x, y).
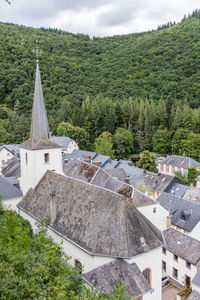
top-left (32, 40), bottom-right (42, 63)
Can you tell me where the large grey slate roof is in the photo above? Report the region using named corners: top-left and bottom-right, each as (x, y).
top-left (18, 170), bottom-right (163, 258)
top-left (130, 171), bottom-right (179, 192)
top-left (163, 228), bottom-right (200, 265)
top-left (157, 192), bottom-right (200, 232)
top-left (84, 259), bottom-right (151, 297)
top-left (63, 160), bottom-right (133, 198)
top-left (159, 155), bottom-right (200, 169)
top-left (188, 290), bottom-right (200, 300)
top-left (0, 176), bottom-right (22, 199)
top-left (1, 156), bottom-right (21, 178)
top-left (192, 270), bottom-right (200, 288)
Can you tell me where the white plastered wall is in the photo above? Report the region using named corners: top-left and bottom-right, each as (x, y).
top-left (2, 197), bottom-right (22, 211)
top-left (137, 203), bottom-right (168, 231)
top-left (125, 247), bottom-right (162, 300)
top-left (0, 148), bottom-right (14, 174)
top-left (65, 141), bottom-right (78, 154)
top-left (162, 249), bottom-right (198, 287)
top-left (20, 147), bottom-right (63, 195)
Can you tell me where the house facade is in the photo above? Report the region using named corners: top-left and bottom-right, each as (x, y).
top-left (158, 155), bottom-right (200, 176)
top-left (162, 228), bottom-right (200, 288)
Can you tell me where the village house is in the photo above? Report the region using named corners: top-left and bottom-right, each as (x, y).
top-left (129, 170), bottom-right (181, 200)
top-left (162, 228), bottom-right (200, 289)
top-left (0, 144), bottom-right (20, 174)
top-left (158, 155), bottom-right (200, 176)
top-left (0, 175), bottom-right (22, 210)
top-left (50, 136), bottom-right (78, 154)
top-left (157, 192), bottom-right (200, 241)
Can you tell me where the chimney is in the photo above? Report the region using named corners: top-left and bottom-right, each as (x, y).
top-left (50, 191), bottom-right (56, 224)
top-left (129, 197), bottom-right (133, 204)
top-left (166, 215), bottom-right (171, 228)
top-left (84, 154), bottom-right (91, 164)
top-left (92, 160), bottom-right (102, 166)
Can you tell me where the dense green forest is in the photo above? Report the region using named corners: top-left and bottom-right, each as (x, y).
top-left (0, 10), bottom-right (200, 159)
top-left (0, 204), bottom-right (131, 299)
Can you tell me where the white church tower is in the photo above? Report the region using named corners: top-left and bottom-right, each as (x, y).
top-left (20, 60), bottom-right (63, 195)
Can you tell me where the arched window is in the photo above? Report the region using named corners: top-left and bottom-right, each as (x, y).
top-left (143, 268), bottom-right (152, 287)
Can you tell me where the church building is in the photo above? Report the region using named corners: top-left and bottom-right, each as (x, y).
top-left (18, 60), bottom-right (163, 299)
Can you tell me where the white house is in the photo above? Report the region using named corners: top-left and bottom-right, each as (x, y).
top-left (162, 228), bottom-right (200, 288)
top-left (0, 144), bottom-right (20, 174)
top-left (50, 136), bottom-right (78, 154)
top-left (17, 170), bottom-right (163, 300)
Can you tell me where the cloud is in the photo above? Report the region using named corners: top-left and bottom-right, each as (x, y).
top-left (0, 0), bottom-right (199, 37)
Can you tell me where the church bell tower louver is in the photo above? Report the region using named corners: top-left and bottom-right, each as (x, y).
top-left (20, 59), bottom-right (63, 195)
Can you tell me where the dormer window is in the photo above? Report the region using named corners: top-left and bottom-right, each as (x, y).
top-left (44, 153), bottom-right (50, 163)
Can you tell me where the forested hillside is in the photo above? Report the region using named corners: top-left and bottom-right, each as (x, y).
top-left (0, 10), bottom-right (200, 158)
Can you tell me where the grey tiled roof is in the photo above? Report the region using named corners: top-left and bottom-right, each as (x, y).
top-left (157, 192), bottom-right (200, 232)
top-left (183, 187), bottom-right (200, 204)
top-left (188, 290), bottom-right (200, 300)
top-left (63, 160), bottom-right (133, 198)
top-left (192, 270), bottom-right (200, 288)
top-left (0, 176), bottom-right (22, 199)
top-left (159, 155), bottom-right (200, 169)
top-left (164, 182), bottom-right (188, 198)
top-left (1, 157), bottom-right (21, 178)
top-left (130, 171), bottom-right (180, 192)
top-left (105, 168), bottom-right (127, 182)
top-left (84, 259), bottom-right (151, 297)
top-left (163, 228), bottom-right (200, 265)
top-left (21, 138), bottom-right (61, 150)
top-left (50, 136), bottom-right (73, 151)
top-left (18, 170), bottom-right (163, 258)
top-left (0, 144), bottom-right (20, 156)
top-left (132, 189), bottom-right (155, 207)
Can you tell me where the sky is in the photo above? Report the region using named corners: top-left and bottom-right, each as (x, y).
top-left (0, 0), bottom-right (199, 37)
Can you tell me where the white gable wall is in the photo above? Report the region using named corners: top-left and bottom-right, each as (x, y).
top-left (20, 147), bottom-right (63, 195)
top-left (0, 147), bottom-right (14, 174)
top-left (137, 203), bottom-right (168, 231)
top-left (2, 197), bottom-right (22, 211)
top-left (125, 247), bottom-right (162, 300)
top-left (65, 140), bottom-right (78, 154)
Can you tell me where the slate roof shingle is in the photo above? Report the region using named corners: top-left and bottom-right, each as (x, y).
top-left (157, 192), bottom-right (200, 232)
top-left (187, 290), bottom-right (200, 300)
top-left (0, 176), bottom-right (22, 199)
top-left (84, 259), bottom-right (151, 297)
top-left (163, 228), bottom-right (200, 265)
top-left (1, 156), bottom-right (21, 178)
top-left (18, 170), bottom-right (163, 258)
top-left (159, 155), bottom-right (200, 169)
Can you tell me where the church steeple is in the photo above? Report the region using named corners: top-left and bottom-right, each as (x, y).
top-left (20, 58), bottom-right (63, 195)
top-left (30, 60), bottom-right (49, 140)
top-left (21, 60), bottom-right (60, 150)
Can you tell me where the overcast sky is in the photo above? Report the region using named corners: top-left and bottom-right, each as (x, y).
top-left (0, 0), bottom-right (199, 37)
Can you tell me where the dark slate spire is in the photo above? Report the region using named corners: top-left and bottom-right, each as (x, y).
top-left (30, 60), bottom-right (49, 139)
top-left (21, 61), bottom-right (60, 150)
